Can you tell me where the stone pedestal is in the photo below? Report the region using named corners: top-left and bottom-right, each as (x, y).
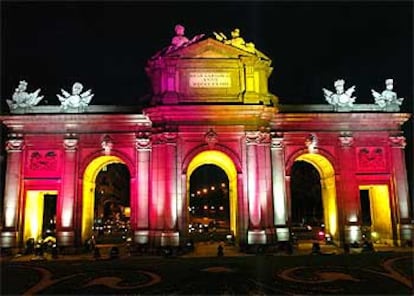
top-left (0, 231), bottom-right (18, 248)
top-left (56, 231), bottom-right (75, 247)
top-left (134, 230), bottom-right (149, 244)
top-left (276, 227), bottom-right (290, 242)
top-left (161, 232), bottom-right (179, 247)
top-left (247, 230), bottom-right (266, 245)
top-left (399, 223), bottom-right (413, 245)
top-left (344, 225), bottom-right (362, 244)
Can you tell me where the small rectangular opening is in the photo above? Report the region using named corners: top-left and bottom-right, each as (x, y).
top-left (359, 189), bottom-right (372, 225)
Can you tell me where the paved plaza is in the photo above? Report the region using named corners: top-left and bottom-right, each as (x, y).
top-left (1, 242), bottom-right (413, 295)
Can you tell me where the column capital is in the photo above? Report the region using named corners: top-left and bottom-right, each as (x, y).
top-left (270, 132), bottom-right (284, 149)
top-left (246, 130), bottom-right (270, 144)
top-left (338, 132), bottom-right (354, 147)
top-left (63, 134), bottom-right (78, 151)
top-left (152, 131), bottom-right (178, 145)
top-left (136, 131), bottom-right (152, 150)
top-left (6, 133), bottom-right (24, 152)
top-left (389, 135), bottom-right (406, 148)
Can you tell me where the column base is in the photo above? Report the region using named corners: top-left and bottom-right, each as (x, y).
top-left (56, 231), bottom-right (75, 247)
top-left (134, 230), bottom-right (149, 244)
top-left (398, 223), bottom-right (413, 246)
top-left (161, 232), bottom-right (179, 247)
top-left (276, 227), bottom-right (290, 242)
top-left (0, 231), bottom-right (18, 248)
top-left (344, 225), bottom-right (362, 244)
top-left (247, 230), bottom-right (266, 245)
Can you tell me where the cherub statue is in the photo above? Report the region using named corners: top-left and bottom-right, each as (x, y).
top-left (7, 80), bottom-right (44, 110)
top-left (323, 79), bottom-right (356, 108)
top-left (171, 24), bottom-right (189, 47)
top-left (371, 79), bottom-right (404, 108)
top-left (57, 82), bottom-right (94, 110)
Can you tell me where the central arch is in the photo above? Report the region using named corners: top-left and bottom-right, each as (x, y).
top-left (186, 150), bottom-right (238, 237)
top-left (294, 153), bottom-right (338, 240)
top-left (82, 155), bottom-right (128, 243)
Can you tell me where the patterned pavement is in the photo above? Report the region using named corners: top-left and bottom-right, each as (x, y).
top-left (1, 244), bottom-right (413, 295)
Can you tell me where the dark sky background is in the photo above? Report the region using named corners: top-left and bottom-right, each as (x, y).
top-left (1, 1), bottom-right (413, 208)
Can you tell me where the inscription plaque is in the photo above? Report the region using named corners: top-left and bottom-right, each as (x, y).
top-left (189, 72), bottom-right (231, 88)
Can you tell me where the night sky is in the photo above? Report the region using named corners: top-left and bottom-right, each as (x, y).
top-left (1, 1), bottom-right (412, 107)
top-left (1, 1), bottom-right (413, 204)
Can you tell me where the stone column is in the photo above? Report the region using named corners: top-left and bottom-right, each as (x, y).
top-left (134, 131), bottom-right (151, 244)
top-left (1, 134), bottom-right (24, 248)
top-left (338, 133), bottom-right (361, 244)
top-left (246, 131), bottom-right (266, 244)
top-left (149, 132), bottom-right (179, 247)
top-left (162, 132), bottom-right (179, 247)
top-left (56, 135), bottom-right (78, 247)
top-left (271, 133), bottom-right (289, 241)
top-left (389, 135), bottom-right (412, 245)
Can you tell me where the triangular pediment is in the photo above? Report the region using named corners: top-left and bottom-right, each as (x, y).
top-left (163, 37), bottom-right (267, 60)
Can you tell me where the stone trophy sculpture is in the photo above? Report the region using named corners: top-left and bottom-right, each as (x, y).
top-left (371, 79), bottom-right (404, 110)
top-left (323, 79), bottom-right (356, 109)
top-left (7, 80), bottom-right (44, 111)
top-left (57, 82), bottom-right (94, 111)
top-left (213, 28), bottom-right (256, 53)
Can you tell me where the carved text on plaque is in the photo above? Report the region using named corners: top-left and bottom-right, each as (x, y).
top-left (189, 72), bottom-right (231, 88)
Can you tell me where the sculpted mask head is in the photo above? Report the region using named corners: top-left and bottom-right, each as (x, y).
top-left (72, 82), bottom-right (83, 95)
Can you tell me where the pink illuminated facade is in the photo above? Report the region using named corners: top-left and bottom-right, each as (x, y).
top-left (0, 36), bottom-right (412, 250)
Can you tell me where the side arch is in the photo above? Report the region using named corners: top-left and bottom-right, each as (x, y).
top-left (184, 149), bottom-right (239, 237)
top-left (79, 149), bottom-right (136, 179)
top-left (182, 144), bottom-right (242, 174)
top-left (288, 151), bottom-right (339, 240)
top-left (81, 155), bottom-right (130, 243)
top-left (285, 147), bottom-right (338, 177)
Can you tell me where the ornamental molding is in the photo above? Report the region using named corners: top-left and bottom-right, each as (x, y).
top-left (305, 134), bottom-right (318, 153)
top-left (6, 134), bottom-right (24, 152)
top-left (246, 129), bottom-right (270, 145)
top-left (101, 135), bottom-right (114, 155)
top-left (151, 132), bottom-right (178, 145)
top-left (338, 132), bottom-right (354, 147)
top-left (29, 151), bottom-right (58, 171)
top-left (389, 136), bottom-right (406, 148)
top-left (204, 128), bottom-right (218, 149)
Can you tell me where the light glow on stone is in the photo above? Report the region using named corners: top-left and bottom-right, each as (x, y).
top-left (187, 150), bottom-right (237, 236)
top-left (360, 185), bottom-right (392, 242)
top-left (23, 190), bottom-right (57, 242)
top-left (349, 225), bottom-right (359, 242)
top-left (295, 153), bottom-right (338, 239)
top-left (82, 155), bottom-right (125, 242)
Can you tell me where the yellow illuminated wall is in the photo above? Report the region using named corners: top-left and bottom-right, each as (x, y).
top-left (360, 185), bottom-right (392, 243)
top-left (24, 190), bottom-right (58, 242)
top-left (187, 150), bottom-right (238, 236)
top-left (82, 155), bottom-right (125, 242)
top-left (295, 153), bottom-right (338, 239)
